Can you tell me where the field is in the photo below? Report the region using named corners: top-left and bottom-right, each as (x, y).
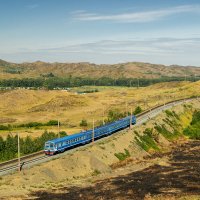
top-left (0, 81), bottom-right (200, 139)
top-left (0, 99), bottom-right (199, 199)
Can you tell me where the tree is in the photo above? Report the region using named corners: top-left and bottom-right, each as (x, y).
top-left (80, 119), bottom-right (88, 127)
top-left (134, 106), bottom-right (142, 115)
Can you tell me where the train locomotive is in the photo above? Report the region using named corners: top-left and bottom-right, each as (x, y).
top-left (44, 115), bottom-right (136, 155)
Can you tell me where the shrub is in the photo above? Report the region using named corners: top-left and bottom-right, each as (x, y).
top-left (92, 169), bottom-right (101, 176)
top-left (183, 111), bottom-right (200, 139)
top-left (107, 109), bottom-right (125, 122)
top-left (59, 131), bottom-right (68, 137)
top-left (0, 125), bottom-right (11, 130)
top-left (190, 111), bottom-right (200, 125)
top-left (165, 110), bottom-right (173, 117)
top-left (134, 106), bottom-right (142, 115)
top-left (114, 149), bottom-right (130, 161)
top-left (154, 124), bottom-right (180, 140)
top-left (46, 120), bottom-right (59, 126)
top-left (80, 119), bottom-right (88, 127)
top-left (135, 128), bottom-right (160, 151)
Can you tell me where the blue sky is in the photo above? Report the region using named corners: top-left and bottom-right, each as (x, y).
top-left (0, 0), bottom-right (200, 65)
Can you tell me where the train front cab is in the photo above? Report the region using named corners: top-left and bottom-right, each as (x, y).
top-left (44, 142), bottom-right (56, 155)
top-left (132, 115), bottom-right (136, 125)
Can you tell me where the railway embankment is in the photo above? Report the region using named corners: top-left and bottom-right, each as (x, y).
top-left (0, 99), bottom-right (200, 199)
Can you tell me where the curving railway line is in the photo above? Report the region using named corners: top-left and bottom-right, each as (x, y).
top-left (0, 97), bottom-right (198, 176)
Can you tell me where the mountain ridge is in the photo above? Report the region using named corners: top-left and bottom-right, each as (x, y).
top-left (0, 59), bottom-right (200, 79)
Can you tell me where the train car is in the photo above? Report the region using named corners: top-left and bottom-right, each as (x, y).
top-left (44, 115), bottom-right (136, 155)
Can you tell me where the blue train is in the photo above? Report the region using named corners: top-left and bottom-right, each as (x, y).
top-left (44, 115), bottom-right (136, 155)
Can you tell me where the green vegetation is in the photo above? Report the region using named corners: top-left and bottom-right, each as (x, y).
top-left (1, 76), bottom-right (200, 89)
top-left (80, 119), bottom-right (88, 127)
top-left (183, 110), bottom-right (200, 139)
top-left (0, 120), bottom-right (60, 130)
top-left (79, 89), bottom-right (99, 93)
top-left (134, 106), bottom-right (142, 115)
top-left (114, 149), bottom-right (130, 161)
top-left (154, 124), bottom-right (180, 140)
top-left (165, 110), bottom-right (174, 117)
top-left (165, 110), bottom-right (180, 120)
top-left (0, 125), bottom-right (12, 131)
top-left (0, 131), bottom-right (67, 162)
top-left (134, 129), bottom-right (160, 152)
top-left (92, 169), bottom-right (101, 176)
top-left (107, 109), bottom-right (126, 122)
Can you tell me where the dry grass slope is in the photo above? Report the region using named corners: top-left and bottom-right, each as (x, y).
top-left (0, 81), bottom-right (200, 138)
top-left (1, 59), bottom-right (200, 79)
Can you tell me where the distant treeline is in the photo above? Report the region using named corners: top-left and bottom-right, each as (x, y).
top-left (0, 120), bottom-right (59, 131)
top-left (0, 76), bottom-right (200, 89)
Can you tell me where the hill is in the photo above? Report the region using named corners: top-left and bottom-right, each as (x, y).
top-left (0, 99), bottom-right (199, 199)
top-left (0, 59), bottom-right (200, 80)
top-left (0, 81), bottom-right (200, 139)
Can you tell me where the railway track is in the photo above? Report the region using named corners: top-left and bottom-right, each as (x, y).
top-left (0, 97), bottom-right (198, 176)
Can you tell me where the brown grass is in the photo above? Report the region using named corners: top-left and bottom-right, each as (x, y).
top-left (0, 81), bottom-right (200, 138)
top-left (0, 100), bottom-right (199, 199)
top-left (1, 60), bottom-right (200, 79)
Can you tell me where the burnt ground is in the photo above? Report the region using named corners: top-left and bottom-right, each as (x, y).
top-left (31, 140), bottom-right (200, 200)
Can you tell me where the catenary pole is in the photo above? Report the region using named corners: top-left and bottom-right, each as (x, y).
top-left (130, 108), bottom-right (133, 129)
top-left (58, 120), bottom-right (60, 138)
top-left (92, 119), bottom-right (95, 143)
top-left (17, 132), bottom-right (21, 172)
top-left (103, 106), bottom-right (105, 125)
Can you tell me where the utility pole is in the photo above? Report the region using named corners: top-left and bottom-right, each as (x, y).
top-left (103, 106), bottom-right (105, 125)
top-left (126, 100), bottom-right (128, 116)
top-left (17, 133), bottom-right (21, 173)
top-left (58, 120), bottom-right (60, 138)
top-left (92, 119), bottom-right (95, 143)
top-left (130, 108), bottom-right (133, 129)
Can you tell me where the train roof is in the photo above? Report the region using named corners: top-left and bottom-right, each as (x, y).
top-left (47, 131), bottom-right (88, 144)
top-left (46, 115), bottom-right (136, 144)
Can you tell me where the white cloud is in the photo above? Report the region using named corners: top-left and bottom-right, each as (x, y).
top-left (1, 37), bottom-right (200, 65)
top-left (72, 5), bottom-right (200, 23)
top-left (35, 38), bottom-right (200, 56)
